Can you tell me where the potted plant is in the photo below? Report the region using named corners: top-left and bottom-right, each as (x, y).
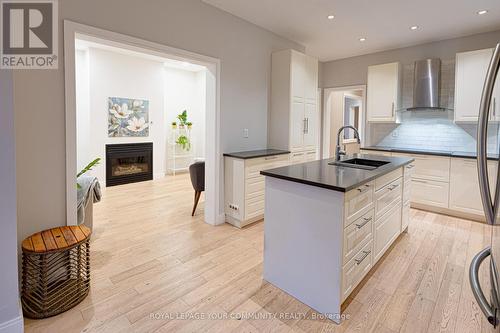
top-left (171, 121), bottom-right (177, 129)
top-left (176, 135), bottom-right (191, 151)
top-left (187, 122), bottom-right (192, 130)
top-left (177, 110), bottom-right (188, 129)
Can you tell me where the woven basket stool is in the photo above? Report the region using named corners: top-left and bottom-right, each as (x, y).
top-left (21, 225), bottom-right (91, 319)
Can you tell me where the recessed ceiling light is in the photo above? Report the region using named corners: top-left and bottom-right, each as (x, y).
top-left (359, 37), bottom-right (366, 42)
top-left (327, 14), bottom-right (335, 20)
top-left (477, 10), bottom-right (488, 15)
top-left (410, 25), bottom-right (419, 30)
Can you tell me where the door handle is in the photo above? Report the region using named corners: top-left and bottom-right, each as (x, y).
top-left (469, 246), bottom-right (498, 326)
top-left (303, 119), bottom-right (307, 134)
top-left (477, 43), bottom-right (500, 226)
top-left (355, 217), bottom-right (372, 229)
top-left (355, 250), bottom-right (371, 265)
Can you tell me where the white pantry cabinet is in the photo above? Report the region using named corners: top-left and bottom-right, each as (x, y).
top-left (455, 48), bottom-right (500, 122)
top-left (367, 62), bottom-right (401, 122)
top-left (270, 49), bottom-right (320, 156)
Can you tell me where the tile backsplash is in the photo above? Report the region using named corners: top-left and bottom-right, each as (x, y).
top-left (370, 110), bottom-right (499, 154)
top-left (369, 58), bottom-right (499, 154)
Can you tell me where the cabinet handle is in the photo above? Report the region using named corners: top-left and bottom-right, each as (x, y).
top-left (306, 118), bottom-right (309, 134)
top-left (355, 217), bottom-right (372, 229)
top-left (293, 153), bottom-right (303, 157)
top-left (357, 184), bottom-right (371, 193)
top-left (388, 184), bottom-right (399, 191)
top-left (355, 250), bottom-right (371, 265)
top-left (265, 156), bottom-right (278, 160)
top-left (303, 119), bottom-right (307, 134)
top-left (412, 179), bottom-right (428, 184)
top-left (406, 164), bottom-right (414, 169)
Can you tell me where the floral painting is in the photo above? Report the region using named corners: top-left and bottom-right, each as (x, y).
top-left (108, 97), bottom-right (149, 137)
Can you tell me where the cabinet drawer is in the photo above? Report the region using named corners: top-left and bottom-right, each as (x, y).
top-left (290, 152), bottom-right (305, 164)
top-left (345, 182), bottom-right (374, 226)
top-left (375, 168), bottom-right (403, 191)
top-left (411, 178), bottom-right (449, 208)
top-left (374, 202), bottom-right (402, 263)
top-left (408, 154), bottom-right (450, 182)
top-left (404, 162), bottom-right (415, 179)
top-left (403, 179), bottom-right (411, 204)
top-left (375, 177), bottom-right (402, 219)
top-left (402, 201), bottom-right (410, 231)
top-left (449, 158), bottom-right (497, 216)
top-left (245, 154), bottom-right (290, 177)
top-left (245, 177), bottom-right (265, 198)
top-left (245, 194), bottom-right (265, 220)
top-left (344, 209), bottom-right (374, 264)
top-left (342, 240), bottom-right (373, 301)
top-left (303, 149), bottom-right (317, 161)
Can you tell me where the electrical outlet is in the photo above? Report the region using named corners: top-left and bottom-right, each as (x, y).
top-left (243, 128), bottom-right (249, 138)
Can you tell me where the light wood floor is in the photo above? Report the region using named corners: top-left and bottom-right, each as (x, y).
top-left (24, 174), bottom-right (496, 333)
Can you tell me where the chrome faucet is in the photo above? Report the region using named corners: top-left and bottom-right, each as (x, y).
top-left (335, 126), bottom-right (361, 161)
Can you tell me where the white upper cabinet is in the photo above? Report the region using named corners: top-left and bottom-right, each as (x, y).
top-left (367, 62), bottom-right (401, 122)
top-left (270, 49), bottom-right (319, 153)
top-left (454, 48), bottom-right (496, 122)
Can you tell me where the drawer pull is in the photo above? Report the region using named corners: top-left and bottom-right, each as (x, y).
top-left (355, 217), bottom-right (372, 229)
top-left (412, 179), bottom-right (427, 184)
top-left (357, 184), bottom-right (371, 193)
top-left (307, 151), bottom-right (316, 155)
top-left (406, 164), bottom-right (414, 169)
top-left (293, 153), bottom-right (303, 157)
top-left (388, 184), bottom-right (399, 191)
top-left (355, 250), bottom-right (371, 265)
top-left (265, 156), bottom-right (278, 160)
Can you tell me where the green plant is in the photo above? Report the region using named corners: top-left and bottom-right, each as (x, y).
top-left (77, 158), bottom-right (101, 188)
top-left (177, 110), bottom-right (188, 126)
top-left (171, 121), bottom-right (177, 126)
top-left (176, 135), bottom-right (191, 151)
top-left (186, 122), bottom-right (192, 127)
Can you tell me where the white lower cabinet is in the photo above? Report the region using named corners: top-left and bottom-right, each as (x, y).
top-left (374, 202), bottom-right (402, 262)
top-left (449, 158), bottom-right (497, 216)
top-left (402, 201), bottom-right (410, 231)
top-left (341, 165), bottom-right (408, 302)
top-left (342, 240), bottom-right (373, 301)
top-left (225, 153), bottom-right (290, 227)
top-left (411, 178), bottom-right (449, 208)
top-left (289, 148), bottom-right (317, 164)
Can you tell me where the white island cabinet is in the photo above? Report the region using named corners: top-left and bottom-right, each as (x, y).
top-left (262, 156), bottom-right (412, 323)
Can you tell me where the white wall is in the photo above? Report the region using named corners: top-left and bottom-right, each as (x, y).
top-left (164, 67), bottom-right (206, 160)
top-left (0, 70), bottom-right (23, 332)
top-left (76, 48), bottom-right (207, 184)
top-left (14, 0), bottom-right (304, 245)
top-left (77, 48), bottom-right (166, 184)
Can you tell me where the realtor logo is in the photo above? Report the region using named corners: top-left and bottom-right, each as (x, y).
top-left (1, 0), bottom-right (57, 69)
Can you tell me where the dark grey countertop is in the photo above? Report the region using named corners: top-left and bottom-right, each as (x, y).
top-left (260, 154), bottom-right (414, 192)
top-left (361, 146), bottom-right (499, 160)
top-left (223, 149), bottom-right (290, 159)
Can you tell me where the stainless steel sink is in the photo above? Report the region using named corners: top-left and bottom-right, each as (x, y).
top-left (329, 158), bottom-right (390, 170)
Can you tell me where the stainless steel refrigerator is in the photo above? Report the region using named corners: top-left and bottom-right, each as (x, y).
top-left (471, 42), bottom-right (500, 330)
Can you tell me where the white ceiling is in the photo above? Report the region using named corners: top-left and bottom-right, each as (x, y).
top-left (202, 0), bottom-right (500, 61)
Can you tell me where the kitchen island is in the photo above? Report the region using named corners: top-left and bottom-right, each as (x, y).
top-left (260, 154), bottom-right (414, 323)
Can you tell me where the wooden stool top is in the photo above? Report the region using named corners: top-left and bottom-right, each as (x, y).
top-left (22, 225), bottom-right (91, 253)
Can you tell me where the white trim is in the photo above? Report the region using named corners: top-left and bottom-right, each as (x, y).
top-left (64, 21), bottom-right (222, 226)
top-left (0, 307), bottom-right (23, 333)
top-left (322, 85), bottom-right (366, 159)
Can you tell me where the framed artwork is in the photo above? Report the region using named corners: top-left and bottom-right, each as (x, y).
top-left (108, 97), bottom-right (149, 137)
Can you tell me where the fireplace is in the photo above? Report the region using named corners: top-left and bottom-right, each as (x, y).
top-left (106, 143), bottom-right (153, 187)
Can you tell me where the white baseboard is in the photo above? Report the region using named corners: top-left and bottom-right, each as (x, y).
top-left (215, 213), bottom-right (226, 225)
top-left (0, 308), bottom-right (23, 333)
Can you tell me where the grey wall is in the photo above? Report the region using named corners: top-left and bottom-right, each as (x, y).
top-left (0, 70), bottom-right (22, 329)
top-left (321, 30), bottom-right (500, 88)
top-left (14, 0), bottom-right (304, 247)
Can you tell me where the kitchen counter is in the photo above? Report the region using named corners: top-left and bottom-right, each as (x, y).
top-left (361, 146), bottom-right (499, 160)
top-left (223, 149), bottom-right (290, 159)
top-left (262, 153), bottom-right (413, 323)
top-left (260, 154), bottom-right (413, 192)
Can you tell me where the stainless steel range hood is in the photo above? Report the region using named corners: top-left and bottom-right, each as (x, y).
top-left (407, 58), bottom-right (444, 110)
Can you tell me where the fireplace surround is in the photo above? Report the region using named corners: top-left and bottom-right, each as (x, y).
top-left (105, 143), bottom-right (153, 187)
